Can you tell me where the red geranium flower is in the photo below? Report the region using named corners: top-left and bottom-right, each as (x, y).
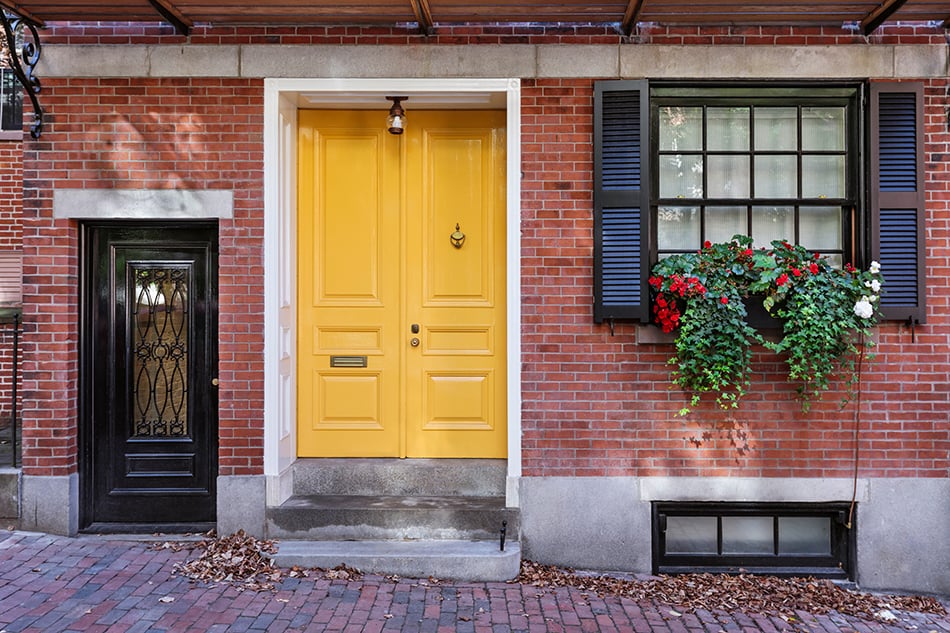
top-left (809, 262), bottom-right (819, 274)
top-left (776, 273), bottom-right (789, 287)
top-left (791, 268), bottom-right (802, 277)
top-left (720, 296), bottom-right (728, 305)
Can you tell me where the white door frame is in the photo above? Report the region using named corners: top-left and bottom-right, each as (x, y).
top-left (262, 78), bottom-right (523, 506)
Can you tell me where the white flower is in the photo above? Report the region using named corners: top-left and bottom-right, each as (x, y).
top-left (869, 261), bottom-right (881, 274)
top-left (865, 279), bottom-right (882, 293)
top-left (869, 295), bottom-right (878, 302)
top-left (854, 298), bottom-right (874, 319)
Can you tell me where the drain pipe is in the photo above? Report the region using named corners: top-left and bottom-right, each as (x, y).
top-left (11, 311), bottom-right (18, 468)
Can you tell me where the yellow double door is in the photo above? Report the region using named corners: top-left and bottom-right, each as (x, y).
top-left (297, 109), bottom-right (507, 458)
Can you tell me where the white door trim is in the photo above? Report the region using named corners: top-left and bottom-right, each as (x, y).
top-left (263, 78), bottom-right (522, 506)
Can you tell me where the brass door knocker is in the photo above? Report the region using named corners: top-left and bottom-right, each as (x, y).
top-left (450, 223), bottom-right (466, 249)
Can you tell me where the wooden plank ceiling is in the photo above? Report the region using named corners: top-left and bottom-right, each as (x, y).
top-left (1, 0), bottom-right (949, 36)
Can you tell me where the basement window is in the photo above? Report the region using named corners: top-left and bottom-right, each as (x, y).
top-left (652, 502), bottom-right (855, 579)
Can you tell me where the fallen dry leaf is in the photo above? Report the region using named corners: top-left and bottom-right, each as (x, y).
top-left (172, 530), bottom-right (281, 592)
top-left (513, 560), bottom-right (947, 621)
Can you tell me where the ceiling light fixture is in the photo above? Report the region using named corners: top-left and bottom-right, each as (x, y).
top-left (386, 96), bottom-right (407, 135)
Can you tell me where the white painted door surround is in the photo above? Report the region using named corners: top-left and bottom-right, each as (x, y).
top-left (262, 78), bottom-right (523, 506)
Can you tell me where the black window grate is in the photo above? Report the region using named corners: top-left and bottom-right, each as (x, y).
top-left (652, 502), bottom-right (855, 579)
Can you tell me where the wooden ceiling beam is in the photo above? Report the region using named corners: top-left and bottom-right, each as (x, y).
top-left (0, 1), bottom-right (44, 26)
top-left (860, 0), bottom-right (909, 35)
top-left (409, 0), bottom-right (435, 35)
top-left (620, 0), bottom-right (646, 36)
top-left (147, 0), bottom-right (193, 36)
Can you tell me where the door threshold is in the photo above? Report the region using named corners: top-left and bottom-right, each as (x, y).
top-left (80, 522), bottom-right (216, 536)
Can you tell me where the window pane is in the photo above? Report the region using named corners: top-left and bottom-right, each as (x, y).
top-left (802, 155), bottom-right (845, 198)
top-left (658, 206), bottom-right (700, 250)
top-left (659, 154), bottom-right (704, 198)
top-left (823, 254), bottom-right (843, 269)
top-left (799, 207), bottom-right (842, 250)
top-left (132, 267), bottom-right (189, 438)
top-left (666, 516), bottom-right (718, 554)
top-left (754, 107), bottom-right (797, 151)
top-left (707, 155), bottom-right (749, 198)
top-left (752, 206), bottom-right (794, 246)
top-left (802, 107), bottom-right (845, 151)
top-left (722, 516), bottom-right (773, 554)
top-left (660, 106), bottom-right (703, 151)
top-left (0, 70), bottom-right (23, 131)
top-left (706, 206), bottom-right (746, 243)
top-left (778, 517), bottom-right (831, 555)
top-left (754, 155), bottom-right (797, 198)
top-left (708, 107), bottom-right (749, 151)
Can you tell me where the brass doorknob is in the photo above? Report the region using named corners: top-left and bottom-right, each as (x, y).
top-left (410, 337), bottom-right (420, 347)
top-left (211, 378), bottom-right (219, 386)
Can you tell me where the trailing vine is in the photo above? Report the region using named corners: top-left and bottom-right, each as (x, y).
top-left (650, 236), bottom-right (882, 414)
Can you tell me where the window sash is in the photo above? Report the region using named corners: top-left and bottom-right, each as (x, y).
top-left (652, 87), bottom-right (859, 260)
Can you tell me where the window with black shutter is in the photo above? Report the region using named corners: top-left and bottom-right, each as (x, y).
top-left (593, 80), bottom-right (926, 325)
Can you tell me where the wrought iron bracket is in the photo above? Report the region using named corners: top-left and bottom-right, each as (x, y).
top-left (1, 11), bottom-right (44, 138)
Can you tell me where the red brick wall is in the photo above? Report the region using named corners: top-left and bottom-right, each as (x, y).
top-left (0, 137), bottom-right (22, 437)
top-left (20, 78), bottom-right (264, 476)
top-left (520, 77), bottom-right (950, 479)
top-left (0, 139), bottom-right (22, 248)
top-left (18, 23), bottom-right (950, 482)
top-left (40, 22), bottom-right (947, 46)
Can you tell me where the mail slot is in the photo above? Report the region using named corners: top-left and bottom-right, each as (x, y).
top-left (330, 355), bottom-right (368, 368)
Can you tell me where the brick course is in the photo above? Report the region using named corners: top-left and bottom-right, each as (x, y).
top-left (39, 21), bottom-right (949, 46)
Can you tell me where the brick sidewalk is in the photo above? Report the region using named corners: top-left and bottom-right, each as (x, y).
top-left (0, 530), bottom-right (947, 633)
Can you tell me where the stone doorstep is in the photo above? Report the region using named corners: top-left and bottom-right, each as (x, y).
top-left (290, 458), bottom-right (508, 497)
top-left (266, 494), bottom-right (519, 541)
top-left (271, 539), bottom-right (522, 582)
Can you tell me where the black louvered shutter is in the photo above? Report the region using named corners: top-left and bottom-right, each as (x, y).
top-left (869, 82), bottom-right (926, 323)
top-left (593, 80), bottom-right (650, 323)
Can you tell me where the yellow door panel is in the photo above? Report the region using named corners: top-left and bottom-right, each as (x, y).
top-left (298, 109), bottom-right (506, 458)
top-left (297, 110), bottom-right (401, 457)
top-left (316, 327), bottom-right (382, 352)
top-left (424, 326), bottom-right (493, 355)
top-left (316, 373), bottom-right (384, 430)
top-left (406, 111), bottom-right (507, 458)
top-left (423, 372), bottom-right (493, 431)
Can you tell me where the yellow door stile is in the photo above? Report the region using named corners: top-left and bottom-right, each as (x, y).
top-left (297, 108), bottom-right (506, 458)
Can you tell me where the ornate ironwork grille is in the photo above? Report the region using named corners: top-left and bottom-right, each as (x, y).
top-left (131, 267), bottom-right (189, 437)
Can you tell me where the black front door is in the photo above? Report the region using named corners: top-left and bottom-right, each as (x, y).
top-left (81, 223), bottom-right (218, 528)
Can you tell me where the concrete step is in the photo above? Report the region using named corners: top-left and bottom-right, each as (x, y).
top-left (271, 539), bottom-right (521, 581)
top-left (290, 458), bottom-right (506, 497)
top-left (266, 494), bottom-right (519, 541)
